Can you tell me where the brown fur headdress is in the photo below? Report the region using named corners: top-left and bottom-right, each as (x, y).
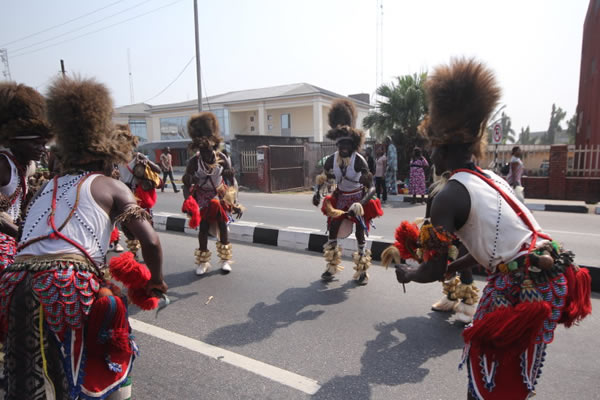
top-left (326, 99), bottom-right (365, 151)
top-left (0, 82), bottom-right (52, 145)
top-left (46, 76), bottom-right (136, 169)
top-left (188, 112), bottom-right (222, 151)
top-left (419, 58), bottom-right (501, 158)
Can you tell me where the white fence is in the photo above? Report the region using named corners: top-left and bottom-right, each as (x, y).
top-left (568, 144), bottom-right (600, 177)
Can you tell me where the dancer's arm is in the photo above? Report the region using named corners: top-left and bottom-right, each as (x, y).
top-left (394, 181), bottom-right (470, 284)
top-left (312, 155), bottom-right (335, 206)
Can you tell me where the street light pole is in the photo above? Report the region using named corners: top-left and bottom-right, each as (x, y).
top-left (193, 0), bottom-right (202, 111)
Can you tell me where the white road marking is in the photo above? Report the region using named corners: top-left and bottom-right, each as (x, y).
top-left (232, 221), bottom-right (264, 227)
top-left (287, 226), bottom-right (321, 232)
top-left (254, 205), bottom-right (314, 213)
top-left (545, 229), bottom-right (600, 238)
top-left (129, 319), bottom-right (321, 395)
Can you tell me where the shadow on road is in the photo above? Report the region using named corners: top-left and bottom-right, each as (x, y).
top-left (312, 313), bottom-right (465, 399)
top-left (204, 279), bottom-right (355, 346)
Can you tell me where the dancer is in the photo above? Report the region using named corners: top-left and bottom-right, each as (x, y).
top-left (181, 112), bottom-right (243, 275)
top-left (312, 99), bottom-right (383, 285)
top-left (0, 76), bottom-right (167, 399)
top-left (385, 58), bottom-right (591, 399)
top-left (118, 146), bottom-right (162, 255)
top-left (0, 82), bottom-right (53, 271)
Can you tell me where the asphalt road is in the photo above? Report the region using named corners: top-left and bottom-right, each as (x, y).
top-left (154, 190), bottom-right (600, 267)
top-left (125, 231), bottom-right (600, 400)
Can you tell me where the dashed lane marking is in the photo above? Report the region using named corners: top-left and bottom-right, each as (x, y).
top-left (254, 206), bottom-right (315, 213)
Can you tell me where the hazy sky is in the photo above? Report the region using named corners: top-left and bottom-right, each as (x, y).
top-left (1, 0), bottom-right (590, 134)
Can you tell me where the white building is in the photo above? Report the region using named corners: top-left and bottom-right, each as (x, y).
top-left (113, 82), bottom-right (372, 145)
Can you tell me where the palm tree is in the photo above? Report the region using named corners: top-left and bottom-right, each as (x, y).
top-left (518, 126), bottom-right (537, 145)
top-left (541, 103), bottom-right (566, 144)
top-left (362, 73), bottom-right (428, 178)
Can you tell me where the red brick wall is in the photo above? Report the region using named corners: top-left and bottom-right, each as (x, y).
top-left (566, 178), bottom-right (600, 202)
top-left (240, 172), bottom-right (259, 190)
top-left (522, 177), bottom-right (548, 198)
top-left (548, 145), bottom-right (568, 199)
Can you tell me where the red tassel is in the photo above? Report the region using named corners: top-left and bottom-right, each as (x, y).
top-left (86, 295), bottom-right (132, 354)
top-left (135, 185), bottom-right (157, 209)
top-left (393, 221), bottom-right (420, 261)
top-left (182, 195), bottom-right (201, 229)
top-left (463, 301), bottom-right (552, 356)
top-left (110, 227), bottom-right (120, 244)
top-left (559, 266), bottom-right (592, 327)
top-left (109, 252), bottom-right (151, 289)
top-left (129, 287), bottom-right (159, 310)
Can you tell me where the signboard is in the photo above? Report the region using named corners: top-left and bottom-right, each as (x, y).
top-left (492, 123), bottom-right (503, 144)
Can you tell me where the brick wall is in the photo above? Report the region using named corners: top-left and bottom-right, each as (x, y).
top-left (522, 177), bottom-right (548, 198)
top-left (548, 145), bottom-right (568, 199)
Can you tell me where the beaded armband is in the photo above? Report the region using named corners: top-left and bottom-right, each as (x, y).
top-left (115, 204), bottom-right (151, 225)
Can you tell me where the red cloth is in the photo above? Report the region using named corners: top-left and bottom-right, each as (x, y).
top-left (200, 198), bottom-right (230, 223)
top-left (135, 185), bottom-right (157, 209)
top-left (321, 194), bottom-right (382, 231)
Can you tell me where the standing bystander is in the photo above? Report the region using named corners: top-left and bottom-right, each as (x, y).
top-left (160, 146), bottom-right (180, 192)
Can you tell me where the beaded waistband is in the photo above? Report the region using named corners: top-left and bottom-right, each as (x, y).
top-left (7, 253), bottom-right (104, 275)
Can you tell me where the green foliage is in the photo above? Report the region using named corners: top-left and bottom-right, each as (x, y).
top-left (540, 103), bottom-right (567, 144)
top-left (518, 126), bottom-right (537, 145)
top-left (362, 73), bottom-right (428, 178)
top-left (566, 114), bottom-right (577, 145)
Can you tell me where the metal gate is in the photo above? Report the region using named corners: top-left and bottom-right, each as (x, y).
top-left (269, 145), bottom-right (305, 192)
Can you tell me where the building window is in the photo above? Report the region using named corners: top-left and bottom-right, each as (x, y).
top-left (267, 114), bottom-right (272, 121)
top-left (268, 124), bottom-right (273, 131)
top-left (281, 113), bottom-right (291, 136)
top-left (160, 116), bottom-right (189, 140)
top-left (250, 116), bottom-right (254, 122)
top-left (129, 119), bottom-right (148, 143)
top-left (250, 126), bottom-right (255, 132)
top-left (212, 108), bottom-right (230, 139)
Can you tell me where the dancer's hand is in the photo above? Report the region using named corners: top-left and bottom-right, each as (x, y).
top-left (312, 192), bottom-right (321, 206)
top-left (146, 279), bottom-right (168, 296)
top-left (233, 205), bottom-right (243, 219)
top-left (394, 264), bottom-right (413, 284)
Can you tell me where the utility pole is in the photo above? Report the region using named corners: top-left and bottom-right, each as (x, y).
top-left (193, 0), bottom-right (202, 111)
top-left (127, 48), bottom-right (135, 104)
top-left (0, 49), bottom-right (12, 81)
top-left (60, 59), bottom-right (66, 77)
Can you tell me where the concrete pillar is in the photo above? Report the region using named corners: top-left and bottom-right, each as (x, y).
top-left (313, 100), bottom-right (323, 141)
top-left (548, 144), bottom-right (568, 199)
top-left (258, 103), bottom-right (266, 135)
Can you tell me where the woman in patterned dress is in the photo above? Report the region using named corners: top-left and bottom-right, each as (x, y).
top-left (408, 147), bottom-right (429, 204)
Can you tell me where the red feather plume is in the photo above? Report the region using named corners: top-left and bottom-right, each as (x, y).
top-left (182, 195), bottom-right (201, 229)
top-left (393, 221), bottom-right (420, 261)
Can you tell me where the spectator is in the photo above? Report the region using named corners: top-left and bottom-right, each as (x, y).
top-left (365, 147), bottom-right (376, 175)
top-left (506, 146), bottom-right (524, 203)
top-left (384, 136), bottom-right (398, 194)
top-left (374, 147), bottom-right (387, 203)
top-left (409, 147), bottom-right (429, 204)
top-left (160, 146), bottom-right (180, 193)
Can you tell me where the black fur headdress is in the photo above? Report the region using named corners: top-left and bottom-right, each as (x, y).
top-left (419, 58), bottom-right (501, 158)
top-left (188, 112), bottom-right (222, 151)
top-left (326, 99), bottom-right (365, 151)
top-left (0, 82), bottom-right (52, 145)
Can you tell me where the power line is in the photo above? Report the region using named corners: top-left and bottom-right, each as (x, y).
top-left (9, 0), bottom-right (154, 55)
top-left (11, 0), bottom-right (185, 59)
top-left (0, 0), bottom-right (125, 47)
top-left (144, 55), bottom-right (195, 103)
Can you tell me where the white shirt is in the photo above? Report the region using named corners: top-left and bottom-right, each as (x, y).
top-left (19, 174), bottom-right (112, 265)
top-left (333, 152), bottom-right (365, 192)
top-left (450, 169), bottom-right (548, 272)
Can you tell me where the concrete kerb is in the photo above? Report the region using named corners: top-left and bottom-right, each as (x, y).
top-left (153, 212), bottom-right (600, 292)
top-left (387, 195), bottom-right (595, 214)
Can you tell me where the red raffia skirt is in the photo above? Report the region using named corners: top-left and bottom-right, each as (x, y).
top-left (321, 189), bottom-right (383, 238)
top-left (0, 232), bottom-right (16, 271)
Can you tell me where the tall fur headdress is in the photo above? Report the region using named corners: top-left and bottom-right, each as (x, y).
top-left (0, 82), bottom-right (52, 145)
top-left (419, 58), bottom-right (501, 158)
top-left (188, 112), bottom-right (222, 151)
top-left (326, 99), bottom-right (365, 151)
top-left (46, 76), bottom-right (137, 170)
